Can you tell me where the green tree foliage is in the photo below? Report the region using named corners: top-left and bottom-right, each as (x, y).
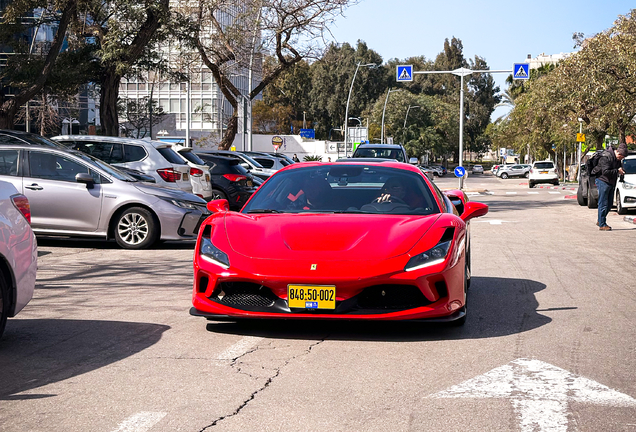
top-left (308, 41), bottom-right (385, 139)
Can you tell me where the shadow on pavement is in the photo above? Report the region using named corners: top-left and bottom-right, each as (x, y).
top-left (204, 276), bottom-right (552, 342)
top-left (0, 319), bottom-right (169, 400)
top-left (36, 236), bottom-right (195, 250)
top-left (478, 198), bottom-right (576, 214)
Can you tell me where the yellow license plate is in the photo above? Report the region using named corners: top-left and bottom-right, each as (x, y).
top-left (247, 180), bottom-right (253, 187)
top-left (540, 171), bottom-right (548, 174)
top-left (205, 174), bottom-right (210, 182)
top-left (287, 285), bottom-right (336, 309)
top-left (183, 173), bottom-right (189, 181)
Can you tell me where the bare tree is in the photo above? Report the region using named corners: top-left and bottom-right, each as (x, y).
top-left (174, 0), bottom-right (355, 149)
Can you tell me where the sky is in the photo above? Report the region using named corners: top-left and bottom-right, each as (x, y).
top-left (327, 0), bottom-right (635, 120)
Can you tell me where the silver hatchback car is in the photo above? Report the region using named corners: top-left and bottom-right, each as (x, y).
top-left (0, 134), bottom-right (208, 249)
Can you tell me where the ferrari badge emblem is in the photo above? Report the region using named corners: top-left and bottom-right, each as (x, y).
top-left (310, 264), bottom-right (317, 270)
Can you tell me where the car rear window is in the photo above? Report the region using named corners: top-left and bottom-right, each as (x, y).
top-left (534, 162), bottom-right (554, 169)
top-left (124, 144), bottom-right (147, 162)
top-left (254, 158), bottom-right (275, 168)
top-left (179, 150), bottom-right (206, 165)
top-left (157, 147), bottom-right (187, 164)
top-left (353, 147), bottom-right (406, 162)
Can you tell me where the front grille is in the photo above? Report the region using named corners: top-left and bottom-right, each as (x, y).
top-left (210, 282), bottom-right (279, 308)
top-left (356, 285), bottom-right (432, 310)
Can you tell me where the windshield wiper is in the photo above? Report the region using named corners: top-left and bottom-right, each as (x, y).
top-left (247, 209), bottom-right (283, 214)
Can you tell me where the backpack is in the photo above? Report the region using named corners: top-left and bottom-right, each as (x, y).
top-left (586, 150), bottom-right (604, 177)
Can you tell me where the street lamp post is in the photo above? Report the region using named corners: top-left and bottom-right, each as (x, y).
top-left (344, 62), bottom-right (376, 157)
top-left (381, 88), bottom-right (401, 143)
top-left (403, 105), bottom-right (420, 146)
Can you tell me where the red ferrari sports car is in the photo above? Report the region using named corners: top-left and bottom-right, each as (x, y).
top-left (190, 161), bottom-right (488, 325)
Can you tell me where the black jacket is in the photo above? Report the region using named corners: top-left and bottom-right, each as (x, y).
top-left (592, 149), bottom-right (621, 185)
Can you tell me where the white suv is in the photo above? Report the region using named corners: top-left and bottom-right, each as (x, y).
top-left (53, 136), bottom-right (193, 193)
top-left (615, 154), bottom-right (636, 214)
top-left (528, 161), bottom-right (559, 188)
top-left (172, 145), bottom-right (213, 200)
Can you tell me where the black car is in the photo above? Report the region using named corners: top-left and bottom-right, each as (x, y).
top-left (352, 143), bottom-right (410, 163)
top-left (194, 153), bottom-right (258, 210)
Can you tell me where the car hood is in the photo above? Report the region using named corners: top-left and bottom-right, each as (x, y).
top-left (622, 173), bottom-right (636, 183)
top-left (223, 213), bottom-right (440, 260)
top-left (134, 182), bottom-right (205, 203)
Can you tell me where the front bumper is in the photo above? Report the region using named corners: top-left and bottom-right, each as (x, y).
top-left (191, 253), bottom-right (466, 321)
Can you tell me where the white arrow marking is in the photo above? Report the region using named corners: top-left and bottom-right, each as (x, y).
top-left (430, 358), bottom-right (636, 432)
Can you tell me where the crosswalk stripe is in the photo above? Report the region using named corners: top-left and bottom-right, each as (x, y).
top-left (111, 412), bottom-right (167, 432)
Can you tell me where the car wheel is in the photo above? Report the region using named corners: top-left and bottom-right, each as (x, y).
top-left (524, 172), bottom-right (529, 178)
top-left (577, 186), bottom-right (587, 206)
top-left (114, 207), bottom-right (159, 249)
top-left (501, 173), bottom-right (508, 179)
top-left (449, 270), bottom-right (468, 327)
top-left (587, 182), bottom-right (598, 209)
top-left (211, 188), bottom-right (228, 201)
top-left (0, 272), bottom-right (8, 339)
top-left (528, 181), bottom-right (535, 188)
top-left (617, 191), bottom-right (627, 215)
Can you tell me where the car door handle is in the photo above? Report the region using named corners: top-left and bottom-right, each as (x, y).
top-left (25, 184), bottom-right (43, 190)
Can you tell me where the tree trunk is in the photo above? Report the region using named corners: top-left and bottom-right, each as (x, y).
top-left (100, 73), bottom-right (121, 136)
top-left (0, 99), bottom-right (17, 129)
top-left (220, 111), bottom-right (238, 150)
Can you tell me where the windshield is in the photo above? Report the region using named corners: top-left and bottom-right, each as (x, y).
top-left (239, 153), bottom-right (264, 169)
top-left (623, 158), bottom-right (636, 175)
top-left (242, 165), bottom-right (439, 215)
top-left (70, 151), bottom-right (137, 181)
top-left (534, 162), bottom-right (554, 169)
top-left (353, 147), bottom-right (406, 162)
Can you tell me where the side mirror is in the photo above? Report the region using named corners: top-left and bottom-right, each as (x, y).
top-left (240, 162), bottom-right (250, 169)
top-left (76, 172), bottom-right (95, 189)
top-left (409, 157), bottom-right (418, 165)
top-left (207, 199), bottom-right (230, 213)
top-left (460, 201), bottom-right (489, 222)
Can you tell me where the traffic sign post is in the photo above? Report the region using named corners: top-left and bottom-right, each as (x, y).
top-left (576, 133), bottom-right (585, 142)
top-left (513, 63), bottom-right (530, 80)
top-left (454, 166), bottom-right (466, 178)
top-left (396, 65), bottom-right (413, 82)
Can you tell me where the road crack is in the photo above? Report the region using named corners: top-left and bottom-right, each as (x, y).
top-left (199, 339), bottom-right (326, 431)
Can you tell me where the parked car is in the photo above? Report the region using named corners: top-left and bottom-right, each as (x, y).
top-left (0, 136), bottom-right (208, 249)
top-left (615, 154), bottom-right (636, 214)
top-left (0, 180), bottom-right (37, 339)
top-left (429, 164), bottom-right (447, 176)
top-left (116, 167), bottom-right (156, 183)
top-left (52, 136), bottom-right (193, 193)
top-left (528, 160), bottom-right (559, 188)
top-left (199, 150), bottom-right (276, 180)
top-left (240, 151), bottom-right (287, 170)
top-left (352, 143), bottom-right (409, 163)
top-left (190, 161), bottom-right (488, 327)
top-left (471, 165), bottom-right (484, 174)
top-left (497, 164), bottom-right (530, 179)
top-left (418, 165), bottom-right (435, 181)
top-left (171, 145), bottom-right (214, 200)
top-left (267, 153), bottom-right (297, 165)
top-left (194, 153), bottom-right (259, 210)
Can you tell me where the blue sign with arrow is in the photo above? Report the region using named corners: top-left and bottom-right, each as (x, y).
top-left (454, 166), bottom-right (466, 177)
top-left (396, 65), bottom-right (413, 82)
top-left (513, 63), bottom-right (530, 80)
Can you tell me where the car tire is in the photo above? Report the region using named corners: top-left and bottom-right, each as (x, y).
top-left (528, 181), bottom-right (535, 188)
top-left (577, 186), bottom-right (587, 206)
top-left (501, 173), bottom-right (508, 179)
top-left (617, 191), bottom-right (627, 215)
top-left (524, 172), bottom-right (529, 178)
top-left (587, 182), bottom-right (598, 209)
top-left (114, 207), bottom-right (159, 250)
top-left (0, 272), bottom-right (9, 339)
top-left (211, 188), bottom-right (228, 201)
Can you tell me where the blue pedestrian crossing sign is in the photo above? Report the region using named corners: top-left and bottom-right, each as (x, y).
top-left (513, 63), bottom-right (530, 80)
top-left (454, 166), bottom-right (466, 178)
top-left (396, 65), bottom-right (413, 82)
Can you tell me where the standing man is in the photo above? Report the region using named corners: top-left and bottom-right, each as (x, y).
top-left (592, 143), bottom-right (628, 230)
top-left (292, 154), bottom-right (300, 162)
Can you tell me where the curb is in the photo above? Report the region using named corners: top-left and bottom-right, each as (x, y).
top-left (625, 216), bottom-right (636, 225)
top-left (564, 195), bottom-right (577, 199)
top-left (535, 185), bottom-right (578, 191)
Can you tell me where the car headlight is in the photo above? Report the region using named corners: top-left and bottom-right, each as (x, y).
top-left (199, 237), bottom-right (230, 269)
top-left (161, 197), bottom-right (203, 210)
top-left (623, 182), bottom-right (636, 190)
top-left (404, 240), bottom-right (452, 272)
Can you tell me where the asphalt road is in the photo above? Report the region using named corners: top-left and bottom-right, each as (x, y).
top-left (1, 173), bottom-right (635, 432)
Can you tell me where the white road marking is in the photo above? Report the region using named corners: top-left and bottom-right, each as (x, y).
top-left (465, 192), bottom-right (480, 196)
top-left (506, 192), bottom-right (517, 195)
top-left (217, 336), bottom-right (263, 360)
top-left (527, 192), bottom-right (539, 194)
top-left (430, 358), bottom-right (636, 432)
top-left (111, 412), bottom-right (166, 432)
top-left (549, 191), bottom-right (561, 194)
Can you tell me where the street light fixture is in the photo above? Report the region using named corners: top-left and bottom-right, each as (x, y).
top-left (344, 62), bottom-right (377, 156)
top-left (381, 88), bottom-right (401, 143)
top-left (348, 117), bottom-right (362, 126)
